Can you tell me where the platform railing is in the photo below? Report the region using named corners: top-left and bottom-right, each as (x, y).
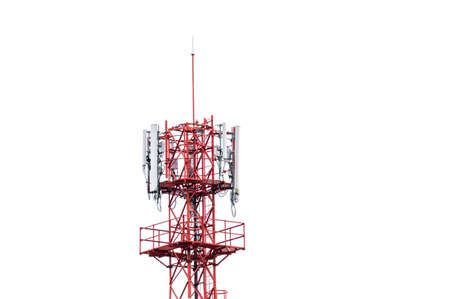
top-left (214, 219), bottom-right (245, 249)
top-left (140, 217), bottom-right (245, 254)
top-left (216, 290), bottom-right (228, 299)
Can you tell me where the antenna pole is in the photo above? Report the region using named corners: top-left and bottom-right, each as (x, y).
top-left (191, 37), bottom-right (195, 124)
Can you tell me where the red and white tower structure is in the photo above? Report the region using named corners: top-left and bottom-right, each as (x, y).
top-left (140, 46), bottom-right (245, 299)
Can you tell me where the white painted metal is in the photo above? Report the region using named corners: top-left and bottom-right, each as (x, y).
top-left (149, 124), bottom-right (159, 193)
top-left (221, 123), bottom-right (227, 158)
top-left (142, 130), bottom-right (148, 168)
top-left (233, 126), bottom-right (240, 200)
top-left (159, 140), bottom-right (166, 177)
top-left (170, 141), bottom-right (178, 171)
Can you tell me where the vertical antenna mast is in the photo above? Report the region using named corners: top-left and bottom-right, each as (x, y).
top-left (191, 36), bottom-right (195, 124)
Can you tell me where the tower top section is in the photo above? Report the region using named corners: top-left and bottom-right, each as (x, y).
top-left (142, 46), bottom-right (241, 216)
top-left (143, 117), bottom-right (240, 215)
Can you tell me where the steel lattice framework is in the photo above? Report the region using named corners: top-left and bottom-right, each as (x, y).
top-left (140, 116), bottom-right (245, 299)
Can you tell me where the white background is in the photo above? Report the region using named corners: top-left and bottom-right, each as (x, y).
top-left (1, 1), bottom-right (449, 298)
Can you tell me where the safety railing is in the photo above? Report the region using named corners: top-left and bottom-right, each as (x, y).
top-left (214, 219), bottom-right (245, 249)
top-left (140, 217), bottom-right (245, 254)
top-left (139, 219), bottom-right (171, 253)
top-left (216, 290), bottom-right (228, 299)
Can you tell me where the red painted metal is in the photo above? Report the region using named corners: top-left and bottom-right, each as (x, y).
top-left (140, 116), bottom-right (245, 299)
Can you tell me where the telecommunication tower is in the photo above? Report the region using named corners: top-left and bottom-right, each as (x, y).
top-left (140, 44), bottom-right (245, 299)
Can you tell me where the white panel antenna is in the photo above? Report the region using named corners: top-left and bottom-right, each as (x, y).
top-left (233, 126), bottom-right (240, 202)
top-left (221, 123), bottom-right (227, 158)
top-left (170, 141), bottom-right (178, 173)
top-left (159, 140), bottom-right (166, 179)
top-left (216, 123), bottom-right (227, 180)
top-left (149, 124), bottom-right (160, 195)
top-left (143, 130), bottom-right (149, 171)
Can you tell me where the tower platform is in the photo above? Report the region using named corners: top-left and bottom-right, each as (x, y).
top-left (160, 179), bottom-right (231, 195)
top-left (140, 218), bottom-right (245, 262)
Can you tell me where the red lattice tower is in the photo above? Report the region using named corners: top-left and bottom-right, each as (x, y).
top-left (140, 48), bottom-right (245, 299)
